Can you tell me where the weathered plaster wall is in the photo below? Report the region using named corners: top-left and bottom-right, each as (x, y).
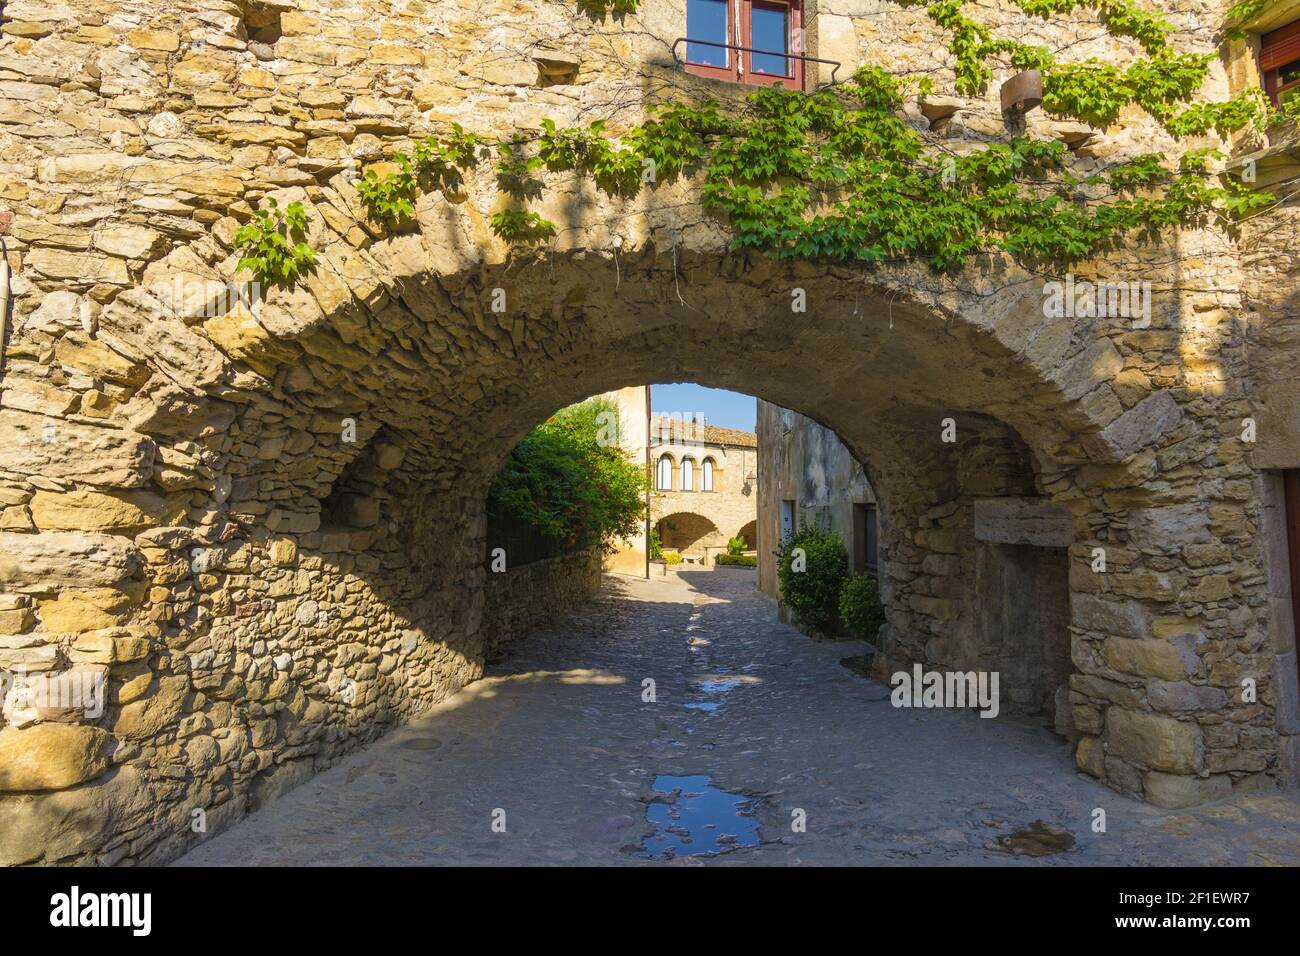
top-left (755, 400), bottom-right (874, 599)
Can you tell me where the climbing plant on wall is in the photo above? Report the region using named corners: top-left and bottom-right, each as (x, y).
top-left (234, 0), bottom-right (1281, 276)
top-left (233, 198), bottom-right (318, 287)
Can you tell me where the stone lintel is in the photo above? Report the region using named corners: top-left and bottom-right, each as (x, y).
top-left (973, 497), bottom-right (1073, 547)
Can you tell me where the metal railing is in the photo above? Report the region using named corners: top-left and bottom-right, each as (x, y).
top-left (671, 37), bottom-right (841, 87)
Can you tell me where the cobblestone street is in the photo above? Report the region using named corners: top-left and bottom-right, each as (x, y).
top-left (177, 570), bottom-right (1300, 866)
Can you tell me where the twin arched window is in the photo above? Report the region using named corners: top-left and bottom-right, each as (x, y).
top-left (681, 458), bottom-right (695, 491)
top-left (701, 458), bottom-right (715, 492)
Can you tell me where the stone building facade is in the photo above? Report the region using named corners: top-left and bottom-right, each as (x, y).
top-left (3, 0), bottom-right (1300, 864)
top-left (603, 386), bottom-right (757, 571)
top-left (650, 416), bottom-right (758, 564)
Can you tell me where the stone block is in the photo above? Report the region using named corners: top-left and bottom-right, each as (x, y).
top-left (0, 724), bottom-right (111, 791)
top-left (1105, 707), bottom-right (1202, 774)
top-left (0, 532), bottom-right (139, 593)
top-left (0, 410), bottom-right (155, 488)
top-left (1143, 771), bottom-right (1232, 809)
top-left (973, 497), bottom-right (1073, 546)
top-left (1047, 338), bottom-right (1124, 401)
top-left (1104, 637), bottom-right (1193, 681)
top-left (1127, 503), bottom-right (1211, 549)
top-left (1075, 735), bottom-right (1104, 776)
top-left (1146, 680), bottom-right (1226, 714)
top-left (1071, 593), bottom-right (1151, 639)
top-left (0, 765), bottom-right (150, 865)
top-left (30, 489), bottom-right (182, 533)
top-left (1081, 390), bottom-right (1183, 463)
top-left (111, 675), bottom-right (189, 740)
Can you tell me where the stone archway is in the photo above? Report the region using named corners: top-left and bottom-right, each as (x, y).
top-left (657, 511), bottom-right (722, 560)
top-left (3, 237), bottom-right (1249, 865)
top-left (0, 0), bottom-right (1280, 866)
top-left (736, 521), bottom-right (757, 552)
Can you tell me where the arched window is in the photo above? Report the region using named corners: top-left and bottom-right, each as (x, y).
top-left (701, 458), bottom-right (715, 492)
top-left (657, 455), bottom-right (673, 490)
top-left (681, 457), bottom-right (695, 491)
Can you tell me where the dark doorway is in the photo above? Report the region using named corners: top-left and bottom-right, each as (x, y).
top-left (1282, 470), bottom-right (1300, 688)
top-left (976, 542), bottom-right (1072, 722)
top-left (852, 503), bottom-right (878, 576)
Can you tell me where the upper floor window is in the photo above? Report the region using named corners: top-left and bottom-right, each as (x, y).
top-left (701, 457), bottom-right (715, 492)
top-left (684, 0), bottom-right (804, 90)
top-left (656, 455), bottom-right (673, 491)
top-left (681, 457), bottom-right (695, 491)
top-left (1262, 20), bottom-right (1300, 111)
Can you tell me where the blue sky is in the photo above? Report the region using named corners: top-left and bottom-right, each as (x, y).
top-left (651, 383), bottom-right (756, 432)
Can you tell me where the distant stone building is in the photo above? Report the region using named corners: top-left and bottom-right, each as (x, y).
top-left (756, 401), bottom-right (879, 602)
top-left (603, 387), bottom-right (757, 574)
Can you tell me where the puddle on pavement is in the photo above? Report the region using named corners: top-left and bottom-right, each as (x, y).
top-left (683, 673), bottom-right (760, 713)
top-left (401, 737), bottom-right (443, 751)
top-left (699, 678), bottom-right (743, 694)
top-left (635, 774), bottom-right (761, 859)
top-left (993, 820), bottom-right (1076, 857)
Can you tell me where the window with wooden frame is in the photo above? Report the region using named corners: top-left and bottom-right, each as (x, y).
top-left (684, 0), bottom-right (804, 90)
top-left (1261, 20), bottom-right (1300, 112)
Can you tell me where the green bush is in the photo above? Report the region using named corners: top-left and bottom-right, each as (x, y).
top-left (777, 526), bottom-right (849, 633)
top-left (726, 535), bottom-right (747, 556)
top-left (487, 398), bottom-right (648, 554)
top-left (839, 574), bottom-right (886, 641)
top-left (664, 551), bottom-right (683, 565)
top-left (716, 553), bottom-right (757, 567)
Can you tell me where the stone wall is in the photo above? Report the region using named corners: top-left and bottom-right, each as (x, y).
top-left (0, 0), bottom-right (1296, 866)
top-left (480, 547), bottom-right (602, 662)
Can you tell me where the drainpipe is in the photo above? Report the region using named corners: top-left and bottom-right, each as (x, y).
top-left (644, 384), bottom-right (651, 579)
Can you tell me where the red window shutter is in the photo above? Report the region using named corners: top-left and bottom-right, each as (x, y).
top-left (1261, 20), bottom-right (1300, 72)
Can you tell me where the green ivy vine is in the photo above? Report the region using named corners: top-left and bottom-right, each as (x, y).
top-left (575, 0), bottom-right (638, 18)
top-left (234, 198), bottom-right (318, 286)
top-left (570, 0), bottom-right (1281, 135)
top-left (1225, 0), bottom-right (1268, 41)
top-left (234, 1), bottom-right (1285, 280)
top-left (349, 67), bottom-right (1266, 268)
top-left (354, 123), bottom-right (484, 225)
top-left (901, 0), bottom-right (1281, 136)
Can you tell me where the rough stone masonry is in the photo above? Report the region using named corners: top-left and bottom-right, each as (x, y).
top-left (0, 0), bottom-right (1298, 864)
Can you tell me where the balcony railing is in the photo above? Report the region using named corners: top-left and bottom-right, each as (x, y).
top-left (671, 37), bottom-right (842, 88)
